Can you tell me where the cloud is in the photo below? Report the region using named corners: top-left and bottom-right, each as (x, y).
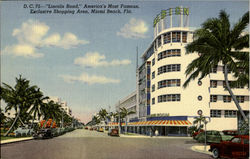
top-left (117, 18), bottom-right (148, 39)
top-left (74, 52), bottom-right (131, 68)
top-left (3, 19), bottom-right (89, 58)
top-left (60, 73), bottom-right (120, 85)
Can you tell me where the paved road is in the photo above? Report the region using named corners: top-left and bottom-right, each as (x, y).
top-left (1, 129), bottom-right (212, 159)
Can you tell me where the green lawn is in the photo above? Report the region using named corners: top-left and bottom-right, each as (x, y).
top-left (0, 136), bottom-right (16, 141)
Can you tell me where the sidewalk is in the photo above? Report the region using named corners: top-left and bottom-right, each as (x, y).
top-left (0, 137), bottom-right (33, 145)
top-left (120, 133), bottom-right (192, 139)
top-left (191, 145), bottom-right (212, 155)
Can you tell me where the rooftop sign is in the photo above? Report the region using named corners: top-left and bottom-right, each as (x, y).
top-left (153, 7), bottom-right (189, 27)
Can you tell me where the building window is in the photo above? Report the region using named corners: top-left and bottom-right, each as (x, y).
top-left (210, 80), bottom-right (217, 88)
top-left (158, 79), bottom-right (181, 89)
top-left (152, 98), bottom-right (155, 105)
top-left (198, 96), bottom-right (202, 101)
top-left (158, 49), bottom-right (181, 61)
top-left (210, 65), bottom-right (217, 73)
top-left (152, 58), bottom-right (155, 66)
top-left (225, 110), bottom-right (237, 118)
top-left (158, 94), bottom-right (181, 103)
top-left (236, 96), bottom-right (244, 103)
top-left (163, 32), bottom-right (171, 44)
top-left (210, 95), bottom-right (217, 102)
top-left (182, 32), bottom-right (187, 43)
top-left (223, 81), bottom-right (232, 88)
top-left (210, 110), bottom-right (221, 118)
top-left (158, 36), bottom-right (162, 47)
top-left (152, 84), bottom-right (155, 92)
top-left (158, 64), bottom-right (181, 75)
top-left (152, 71), bottom-right (155, 79)
top-left (172, 32), bottom-right (181, 42)
top-left (223, 96), bottom-right (232, 103)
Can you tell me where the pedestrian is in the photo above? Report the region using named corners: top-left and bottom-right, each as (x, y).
top-left (155, 129), bottom-right (159, 137)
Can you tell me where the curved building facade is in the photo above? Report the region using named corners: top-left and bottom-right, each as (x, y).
top-left (138, 7), bottom-right (249, 131)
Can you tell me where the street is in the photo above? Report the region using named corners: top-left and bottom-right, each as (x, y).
top-left (1, 129), bottom-right (212, 159)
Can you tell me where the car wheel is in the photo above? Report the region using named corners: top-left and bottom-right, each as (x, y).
top-left (212, 148), bottom-right (220, 159)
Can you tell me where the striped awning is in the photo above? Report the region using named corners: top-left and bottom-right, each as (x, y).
top-left (127, 120), bottom-right (192, 126)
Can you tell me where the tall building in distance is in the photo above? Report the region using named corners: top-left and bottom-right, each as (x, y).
top-left (115, 7), bottom-right (249, 135)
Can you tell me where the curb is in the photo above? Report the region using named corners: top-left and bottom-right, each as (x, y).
top-left (191, 145), bottom-right (212, 155)
top-left (0, 137), bottom-right (34, 145)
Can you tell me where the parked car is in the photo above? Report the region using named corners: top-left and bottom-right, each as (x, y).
top-left (108, 128), bottom-right (119, 137)
top-left (33, 128), bottom-right (53, 139)
top-left (192, 129), bottom-right (204, 139)
top-left (222, 130), bottom-right (238, 136)
top-left (195, 130), bottom-right (233, 143)
top-left (84, 127), bottom-right (88, 130)
top-left (99, 128), bottom-right (104, 132)
top-left (209, 135), bottom-right (249, 159)
top-left (14, 126), bottom-right (34, 137)
top-left (89, 127), bottom-right (93, 131)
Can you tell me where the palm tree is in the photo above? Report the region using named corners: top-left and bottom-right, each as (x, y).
top-left (120, 107), bottom-right (135, 134)
top-left (183, 10), bottom-right (249, 121)
top-left (28, 88), bottom-right (49, 128)
top-left (1, 75), bottom-right (38, 136)
top-left (193, 115), bottom-right (206, 130)
top-left (98, 108), bottom-right (108, 125)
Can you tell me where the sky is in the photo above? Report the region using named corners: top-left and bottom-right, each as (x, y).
top-left (0, 0), bottom-right (249, 123)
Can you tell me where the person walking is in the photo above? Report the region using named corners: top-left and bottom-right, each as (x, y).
top-left (155, 129), bottom-right (159, 137)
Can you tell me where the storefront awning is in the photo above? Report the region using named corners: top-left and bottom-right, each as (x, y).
top-left (127, 120), bottom-right (192, 126)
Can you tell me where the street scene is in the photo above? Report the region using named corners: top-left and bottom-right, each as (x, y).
top-left (0, 0), bottom-right (249, 159)
top-left (1, 129), bottom-right (211, 159)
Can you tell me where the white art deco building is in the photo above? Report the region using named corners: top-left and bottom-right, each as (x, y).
top-left (115, 7), bottom-right (249, 136)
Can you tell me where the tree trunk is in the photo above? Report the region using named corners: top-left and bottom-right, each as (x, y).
top-left (4, 109), bottom-right (20, 136)
top-left (224, 65), bottom-right (247, 121)
top-left (125, 116), bottom-right (127, 134)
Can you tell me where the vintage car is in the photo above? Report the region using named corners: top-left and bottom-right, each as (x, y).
top-left (108, 128), bottom-right (119, 137)
top-left (84, 127), bottom-right (88, 130)
top-left (222, 130), bottom-right (238, 136)
top-left (195, 130), bottom-right (233, 143)
top-left (209, 135), bottom-right (249, 159)
top-left (98, 128), bottom-right (104, 132)
top-left (33, 128), bottom-right (53, 139)
top-left (13, 126), bottom-right (34, 137)
top-left (192, 129), bottom-right (204, 139)
top-left (89, 127), bottom-right (93, 131)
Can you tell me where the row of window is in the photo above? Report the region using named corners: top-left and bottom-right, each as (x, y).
top-left (210, 110), bottom-right (237, 118)
top-left (158, 79), bottom-right (181, 89)
top-left (158, 94), bottom-right (181, 103)
top-left (155, 32), bottom-right (188, 49)
top-left (158, 64), bottom-right (181, 75)
top-left (158, 49), bottom-right (181, 61)
top-left (210, 95), bottom-right (246, 103)
top-left (210, 80), bottom-right (244, 89)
